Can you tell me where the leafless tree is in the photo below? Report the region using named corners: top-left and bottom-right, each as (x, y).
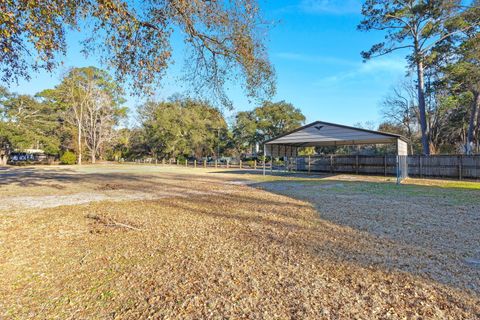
top-left (82, 90), bottom-right (117, 164)
top-left (381, 79), bottom-right (419, 146)
top-left (62, 72), bottom-right (95, 165)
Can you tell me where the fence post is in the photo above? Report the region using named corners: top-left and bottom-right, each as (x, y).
top-left (308, 155), bottom-right (311, 174)
top-left (477, 155), bottom-right (479, 181)
top-left (384, 155), bottom-right (387, 176)
top-left (458, 155), bottom-right (462, 180)
top-left (419, 156), bottom-right (423, 178)
top-left (355, 155), bottom-right (359, 175)
top-left (239, 160), bottom-right (242, 169)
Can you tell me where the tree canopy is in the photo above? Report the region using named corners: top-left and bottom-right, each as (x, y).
top-left (134, 97), bottom-right (227, 159)
top-left (232, 101), bottom-right (305, 154)
top-left (0, 87), bottom-right (64, 154)
top-left (0, 0), bottom-right (275, 105)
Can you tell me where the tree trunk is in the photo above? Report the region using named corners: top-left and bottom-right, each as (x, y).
top-left (416, 59), bottom-right (430, 155)
top-left (77, 121), bottom-right (82, 165)
top-left (466, 91), bottom-right (480, 155)
top-left (91, 152), bottom-right (96, 164)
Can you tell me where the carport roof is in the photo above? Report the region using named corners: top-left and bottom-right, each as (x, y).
top-left (264, 121), bottom-right (408, 147)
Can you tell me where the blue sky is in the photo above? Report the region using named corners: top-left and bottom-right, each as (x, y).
top-left (8, 0), bottom-right (409, 127)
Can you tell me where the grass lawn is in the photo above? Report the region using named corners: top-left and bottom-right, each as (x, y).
top-left (0, 164), bottom-right (479, 319)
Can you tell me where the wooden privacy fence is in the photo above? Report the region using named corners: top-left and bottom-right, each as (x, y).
top-left (407, 155), bottom-right (480, 180)
top-left (295, 155), bottom-right (480, 180)
top-left (129, 155), bottom-right (480, 180)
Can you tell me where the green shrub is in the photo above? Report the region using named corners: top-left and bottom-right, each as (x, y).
top-left (60, 151), bottom-right (77, 165)
top-left (245, 160), bottom-right (256, 168)
top-left (176, 155), bottom-right (186, 163)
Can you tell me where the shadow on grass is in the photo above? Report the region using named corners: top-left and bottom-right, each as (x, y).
top-left (150, 190), bottom-right (480, 296)
top-left (205, 169), bottom-right (480, 294)
top-left (210, 168), bottom-right (340, 179)
top-left (0, 166), bottom-right (83, 187)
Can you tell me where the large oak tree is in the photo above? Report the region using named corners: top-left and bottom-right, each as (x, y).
top-left (232, 101), bottom-right (305, 154)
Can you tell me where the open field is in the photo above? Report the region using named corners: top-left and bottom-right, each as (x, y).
top-left (1, 164), bottom-right (479, 319)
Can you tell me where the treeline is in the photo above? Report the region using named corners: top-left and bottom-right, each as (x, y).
top-left (3, 59), bottom-right (480, 165)
top-left (0, 68), bottom-right (305, 163)
top-left (106, 100), bottom-right (305, 161)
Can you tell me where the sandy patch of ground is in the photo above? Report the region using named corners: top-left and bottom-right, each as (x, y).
top-left (0, 186), bottom-right (237, 211)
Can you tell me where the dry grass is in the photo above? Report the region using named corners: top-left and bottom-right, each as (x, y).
top-left (0, 165), bottom-right (479, 319)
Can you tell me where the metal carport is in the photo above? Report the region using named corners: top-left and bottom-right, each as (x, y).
top-left (262, 121), bottom-right (409, 182)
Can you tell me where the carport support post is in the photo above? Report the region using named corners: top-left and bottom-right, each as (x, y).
top-left (308, 155), bottom-right (311, 174)
top-left (355, 155), bottom-right (359, 175)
